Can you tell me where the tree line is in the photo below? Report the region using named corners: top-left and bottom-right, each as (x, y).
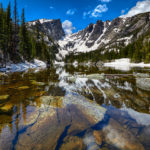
top-left (0, 0), bottom-right (58, 67)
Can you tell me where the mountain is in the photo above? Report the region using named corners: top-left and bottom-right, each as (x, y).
top-left (57, 12), bottom-right (150, 60)
top-left (27, 19), bottom-right (65, 41)
top-left (26, 12), bottom-right (150, 62)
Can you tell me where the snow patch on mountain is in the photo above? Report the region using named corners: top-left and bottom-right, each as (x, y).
top-left (58, 21), bottom-right (109, 59)
top-left (28, 19), bottom-right (53, 26)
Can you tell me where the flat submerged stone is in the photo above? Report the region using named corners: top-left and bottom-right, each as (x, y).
top-left (31, 80), bottom-right (45, 86)
top-left (0, 95), bottom-right (9, 101)
top-left (0, 103), bottom-right (13, 113)
top-left (18, 86), bottom-right (30, 90)
top-left (63, 94), bottom-right (106, 123)
top-left (39, 96), bottom-right (63, 108)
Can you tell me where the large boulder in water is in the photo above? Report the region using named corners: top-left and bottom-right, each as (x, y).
top-left (14, 94), bottom-right (106, 150)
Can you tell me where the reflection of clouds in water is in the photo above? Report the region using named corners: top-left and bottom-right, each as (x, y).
top-left (121, 107), bottom-right (150, 126)
top-left (83, 133), bottom-right (99, 150)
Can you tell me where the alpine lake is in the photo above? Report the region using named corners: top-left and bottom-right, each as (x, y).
top-left (0, 63), bottom-right (150, 150)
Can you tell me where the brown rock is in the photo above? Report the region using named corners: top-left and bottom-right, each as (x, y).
top-left (93, 130), bottom-right (103, 145)
top-left (102, 119), bottom-right (144, 150)
top-left (0, 95), bottom-right (9, 101)
top-left (60, 136), bottom-right (85, 150)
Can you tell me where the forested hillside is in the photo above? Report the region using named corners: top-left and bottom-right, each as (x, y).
top-left (0, 0), bottom-right (58, 67)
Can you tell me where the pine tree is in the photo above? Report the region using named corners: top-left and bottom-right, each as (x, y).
top-left (19, 8), bottom-right (30, 61)
top-left (12, 0), bottom-right (19, 57)
top-left (0, 3), bottom-right (4, 53)
top-left (6, 2), bottom-right (12, 59)
top-left (31, 36), bottom-right (36, 59)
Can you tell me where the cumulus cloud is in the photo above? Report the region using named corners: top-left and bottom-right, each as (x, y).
top-left (100, 0), bottom-right (111, 3)
top-left (92, 4), bottom-right (108, 17)
top-left (66, 9), bottom-right (76, 15)
top-left (62, 20), bottom-right (76, 35)
top-left (83, 4), bottom-right (108, 18)
top-left (121, 0), bottom-right (150, 18)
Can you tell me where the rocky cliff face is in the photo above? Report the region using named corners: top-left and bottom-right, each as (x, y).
top-left (57, 12), bottom-right (150, 59)
top-left (28, 19), bottom-right (65, 41)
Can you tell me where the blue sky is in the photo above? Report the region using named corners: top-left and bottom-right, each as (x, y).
top-left (0, 0), bottom-right (150, 34)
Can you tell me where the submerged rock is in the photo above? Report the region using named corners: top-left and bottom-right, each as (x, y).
top-left (102, 119), bottom-right (144, 150)
top-left (0, 103), bottom-right (13, 113)
top-left (14, 94), bottom-right (107, 150)
top-left (83, 132), bottom-right (100, 150)
top-left (0, 95), bottom-right (9, 101)
top-left (93, 130), bottom-right (103, 146)
top-left (38, 96), bottom-right (63, 108)
top-left (31, 80), bottom-right (45, 86)
top-left (136, 78), bottom-right (150, 91)
top-left (18, 86), bottom-right (30, 90)
top-left (63, 94), bottom-right (106, 123)
top-left (60, 136), bottom-right (86, 150)
top-left (34, 91), bottom-right (46, 97)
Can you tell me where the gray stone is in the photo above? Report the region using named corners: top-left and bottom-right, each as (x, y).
top-left (136, 78), bottom-right (150, 91)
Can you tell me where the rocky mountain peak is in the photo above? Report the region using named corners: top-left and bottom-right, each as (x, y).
top-left (28, 19), bottom-right (65, 41)
top-left (57, 12), bottom-right (150, 60)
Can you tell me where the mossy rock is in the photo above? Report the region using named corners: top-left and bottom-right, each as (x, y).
top-left (31, 80), bottom-right (45, 86)
top-left (0, 95), bottom-right (9, 101)
top-left (0, 103), bottom-right (13, 114)
top-left (18, 86), bottom-right (30, 90)
top-left (38, 96), bottom-right (63, 108)
top-left (34, 91), bottom-right (46, 97)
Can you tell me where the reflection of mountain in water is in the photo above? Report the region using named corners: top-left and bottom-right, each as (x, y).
top-left (0, 65), bottom-right (150, 149)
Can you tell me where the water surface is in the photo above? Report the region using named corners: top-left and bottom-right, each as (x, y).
top-left (0, 64), bottom-right (150, 150)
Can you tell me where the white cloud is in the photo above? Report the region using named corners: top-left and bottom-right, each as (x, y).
top-left (83, 4), bottom-right (108, 18)
top-left (66, 9), bottom-right (76, 15)
top-left (62, 20), bottom-right (76, 35)
top-left (121, 0), bottom-right (150, 18)
top-left (100, 0), bottom-right (111, 3)
top-left (91, 4), bottom-right (108, 17)
top-left (83, 11), bottom-right (91, 19)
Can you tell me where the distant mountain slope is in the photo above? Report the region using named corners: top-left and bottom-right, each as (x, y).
top-left (57, 12), bottom-right (150, 60)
